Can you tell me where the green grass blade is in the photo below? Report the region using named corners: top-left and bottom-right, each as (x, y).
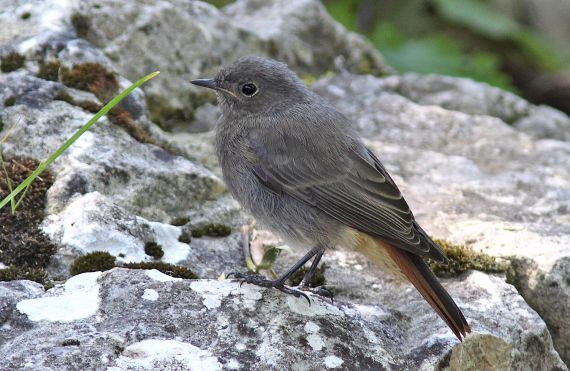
top-left (0, 71), bottom-right (160, 211)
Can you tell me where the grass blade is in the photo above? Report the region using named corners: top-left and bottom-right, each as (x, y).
top-left (0, 70), bottom-right (160, 211)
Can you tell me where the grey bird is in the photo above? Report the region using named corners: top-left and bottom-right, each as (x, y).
top-left (191, 56), bottom-right (471, 341)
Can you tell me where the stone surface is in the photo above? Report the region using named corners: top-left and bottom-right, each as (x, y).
top-left (0, 269), bottom-right (564, 370)
top-left (1, 0), bottom-right (570, 368)
top-left (313, 72), bottom-right (570, 364)
top-left (74, 0), bottom-right (387, 131)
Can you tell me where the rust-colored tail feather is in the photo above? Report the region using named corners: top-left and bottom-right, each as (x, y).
top-left (376, 240), bottom-right (471, 341)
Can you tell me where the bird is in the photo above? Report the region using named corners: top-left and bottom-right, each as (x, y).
top-left (191, 56), bottom-right (471, 341)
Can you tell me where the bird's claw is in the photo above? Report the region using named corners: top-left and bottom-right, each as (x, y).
top-left (297, 285), bottom-right (334, 304)
top-left (227, 272), bottom-right (312, 304)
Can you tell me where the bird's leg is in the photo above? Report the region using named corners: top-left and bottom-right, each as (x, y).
top-left (228, 246), bottom-right (323, 303)
top-left (297, 248), bottom-right (333, 302)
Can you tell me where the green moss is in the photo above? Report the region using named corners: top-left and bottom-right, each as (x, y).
top-left (69, 251), bottom-right (116, 276)
top-left (288, 263), bottom-right (327, 287)
top-left (191, 224), bottom-right (231, 238)
top-left (170, 216), bottom-right (189, 226)
top-left (121, 262), bottom-right (197, 279)
top-left (203, 0), bottom-right (235, 8)
top-left (60, 62), bottom-right (118, 102)
top-left (4, 96), bottom-right (16, 106)
top-left (426, 239), bottom-right (508, 278)
top-left (0, 265), bottom-right (48, 286)
top-left (71, 13), bottom-right (91, 38)
top-left (0, 157), bottom-right (57, 269)
top-left (178, 232), bottom-right (191, 244)
top-left (0, 52), bottom-right (25, 73)
top-left (21, 12), bottom-right (31, 20)
top-left (301, 74), bottom-right (317, 86)
top-left (37, 60), bottom-right (61, 81)
top-left (0, 118), bottom-right (4, 132)
top-left (144, 242), bottom-right (164, 259)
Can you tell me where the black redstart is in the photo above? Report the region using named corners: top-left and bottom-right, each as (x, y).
top-left (191, 56), bottom-right (471, 341)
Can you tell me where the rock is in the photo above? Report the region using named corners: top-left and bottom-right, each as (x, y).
top-left (0, 269), bottom-right (564, 370)
top-left (312, 72), bottom-right (570, 364)
top-left (72, 0), bottom-right (387, 131)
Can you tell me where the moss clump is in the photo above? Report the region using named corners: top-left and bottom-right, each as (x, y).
top-left (178, 232), bottom-right (191, 244)
top-left (122, 262), bottom-right (197, 279)
top-left (0, 157), bottom-right (57, 269)
top-left (426, 239), bottom-right (508, 278)
top-left (4, 96), bottom-right (16, 106)
top-left (170, 216), bottom-right (189, 226)
top-left (288, 263), bottom-right (327, 288)
top-left (144, 242), bottom-right (164, 259)
top-left (1, 52), bottom-right (25, 73)
top-left (53, 90), bottom-right (101, 113)
top-left (69, 251), bottom-right (116, 276)
top-left (71, 13), bottom-right (91, 38)
top-left (60, 63), bottom-right (118, 102)
top-left (0, 265), bottom-right (49, 286)
top-left (0, 118), bottom-right (4, 132)
top-left (37, 60), bottom-right (61, 81)
top-left (77, 100), bottom-right (102, 113)
top-left (21, 12), bottom-right (31, 20)
top-left (53, 90), bottom-right (74, 104)
top-left (191, 224), bottom-right (231, 238)
top-left (107, 106), bottom-right (154, 144)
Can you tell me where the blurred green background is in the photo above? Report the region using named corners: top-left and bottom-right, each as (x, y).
top-left (209, 0), bottom-right (570, 114)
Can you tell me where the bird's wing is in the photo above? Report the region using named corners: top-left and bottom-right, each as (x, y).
top-left (247, 126), bottom-right (446, 261)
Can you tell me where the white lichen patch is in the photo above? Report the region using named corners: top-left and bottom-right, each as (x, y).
top-left (146, 269), bottom-right (181, 282)
top-left (142, 289), bottom-right (159, 301)
top-left (191, 280), bottom-right (261, 310)
top-left (16, 272), bottom-right (101, 322)
top-left (307, 333), bottom-right (325, 351)
top-left (324, 355), bottom-right (344, 369)
top-left (110, 339), bottom-right (221, 371)
top-left (148, 221), bottom-right (191, 264)
top-left (304, 321), bottom-right (320, 333)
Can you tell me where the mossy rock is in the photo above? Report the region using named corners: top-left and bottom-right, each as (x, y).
top-left (37, 60), bottom-right (61, 81)
top-left (71, 13), bottom-right (91, 38)
top-left (0, 265), bottom-right (48, 286)
top-left (170, 216), bottom-right (189, 227)
top-left (69, 251), bottom-right (116, 276)
top-left (60, 62), bottom-right (118, 102)
top-left (121, 262), bottom-right (197, 279)
top-left (4, 96), bottom-right (16, 106)
top-left (426, 239), bottom-right (508, 278)
top-left (144, 242), bottom-right (164, 259)
top-left (0, 52), bottom-right (25, 73)
top-left (0, 157), bottom-right (57, 269)
top-left (191, 224), bottom-right (231, 238)
top-left (178, 232), bottom-right (191, 244)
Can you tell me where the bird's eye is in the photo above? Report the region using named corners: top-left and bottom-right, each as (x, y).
top-left (241, 83), bottom-right (258, 97)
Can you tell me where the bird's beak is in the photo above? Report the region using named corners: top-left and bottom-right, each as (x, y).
top-left (191, 78), bottom-right (238, 98)
top-left (190, 78), bottom-right (217, 90)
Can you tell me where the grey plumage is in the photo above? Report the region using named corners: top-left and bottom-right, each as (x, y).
top-left (191, 56), bottom-right (471, 341)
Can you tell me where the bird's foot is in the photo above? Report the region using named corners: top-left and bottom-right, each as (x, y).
top-left (297, 285), bottom-right (334, 304)
top-left (227, 272), bottom-right (311, 304)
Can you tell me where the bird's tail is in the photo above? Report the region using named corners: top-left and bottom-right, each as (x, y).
top-left (357, 236), bottom-right (471, 341)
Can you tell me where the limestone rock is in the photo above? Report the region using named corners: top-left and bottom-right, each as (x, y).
top-left (0, 269), bottom-right (564, 370)
top-left (313, 72), bottom-right (570, 364)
